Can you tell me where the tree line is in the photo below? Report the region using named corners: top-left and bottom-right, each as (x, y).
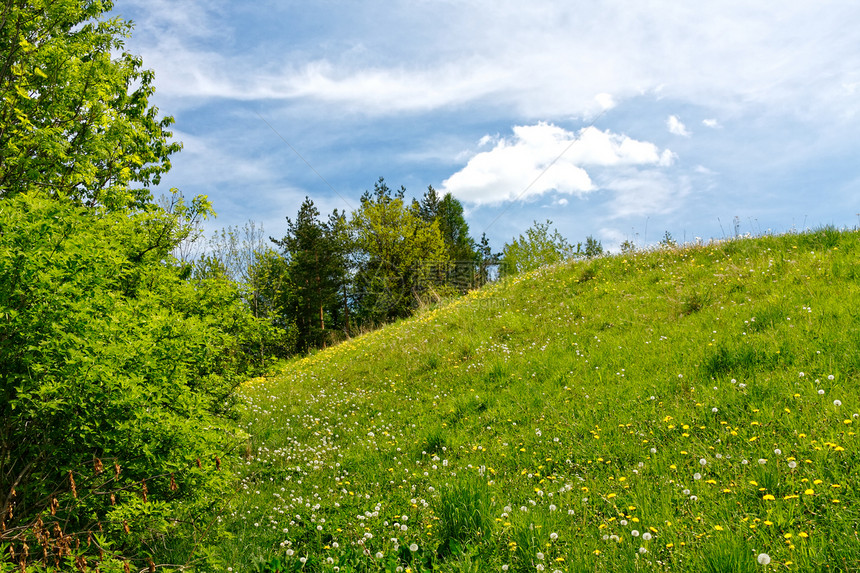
top-left (195, 179), bottom-right (504, 354)
top-left (196, 180), bottom-right (607, 356)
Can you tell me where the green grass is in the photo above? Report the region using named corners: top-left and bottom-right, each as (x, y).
top-left (220, 228), bottom-right (860, 572)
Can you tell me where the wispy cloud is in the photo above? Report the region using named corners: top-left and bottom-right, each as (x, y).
top-left (602, 170), bottom-right (692, 220)
top-left (121, 1), bottom-right (860, 123)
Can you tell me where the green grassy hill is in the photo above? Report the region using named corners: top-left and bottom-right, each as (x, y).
top-left (225, 228), bottom-right (860, 572)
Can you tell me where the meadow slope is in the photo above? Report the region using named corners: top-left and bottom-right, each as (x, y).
top-left (226, 228), bottom-right (860, 572)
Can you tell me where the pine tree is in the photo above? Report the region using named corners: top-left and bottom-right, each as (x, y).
top-left (272, 197), bottom-right (347, 350)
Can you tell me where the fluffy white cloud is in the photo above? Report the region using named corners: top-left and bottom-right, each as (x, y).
top-left (702, 118), bottom-right (721, 128)
top-left (667, 115), bottom-right (691, 137)
top-left (442, 123), bottom-right (673, 205)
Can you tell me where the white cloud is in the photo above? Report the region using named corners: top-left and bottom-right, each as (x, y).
top-left (120, 1), bottom-right (860, 122)
top-left (603, 170), bottom-right (692, 219)
top-left (442, 122), bottom-right (673, 205)
top-left (667, 115), bottom-right (691, 136)
top-left (702, 118), bottom-right (721, 128)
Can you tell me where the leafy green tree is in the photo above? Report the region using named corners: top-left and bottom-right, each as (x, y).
top-left (272, 197), bottom-right (349, 351)
top-left (423, 187), bottom-right (478, 262)
top-left (196, 222), bottom-right (295, 361)
top-left (584, 234), bottom-right (604, 258)
top-left (0, 0), bottom-right (180, 209)
top-left (417, 186), bottom-right (478, 292)
top-left (351, 178), bottom-right (448, 323)
top-left (0, 192), bottom-right (267, 566)
top-left (502, 220), bottom-right (575, 275)
top-left (620, 239), bottom-right (637, 254)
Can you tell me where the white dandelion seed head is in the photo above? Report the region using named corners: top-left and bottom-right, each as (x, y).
top-left (642, 532), bottom-right (652, 540)
top-left (757, 553), bottom-right (771, 565)
top-left (834, 399), bottom-right (842, 406)
top-left (631, 530), bottom-right (640, 537)
top-left (694, 473), bottom-right (702, 480)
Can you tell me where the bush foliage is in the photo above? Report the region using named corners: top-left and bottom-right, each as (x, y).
top-left (0, 192), bottom-right (270, 568)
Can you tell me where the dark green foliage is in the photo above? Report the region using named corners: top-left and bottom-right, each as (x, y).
top-left (701, 344), bottom-right (780, 377)
top-left (681, 291), bottom-right (706, 315)
top-left (272, 197), bottom-right (349, 351)
top-left (584, 234), bottom-right (604, 258)
top-left (433, 477), bottom-right (495, 556)
top-left (420, 186), bottom-right (479, 265)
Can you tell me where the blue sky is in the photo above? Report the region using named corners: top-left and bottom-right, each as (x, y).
top-left (116, 0), bottom-right (860, 251)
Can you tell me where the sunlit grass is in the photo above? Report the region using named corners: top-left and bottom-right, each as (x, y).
top-left (221, 228), bottom-right (860, 572)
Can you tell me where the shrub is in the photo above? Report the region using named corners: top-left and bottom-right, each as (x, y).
top-left (0, 193), bottom-right (270, 568)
